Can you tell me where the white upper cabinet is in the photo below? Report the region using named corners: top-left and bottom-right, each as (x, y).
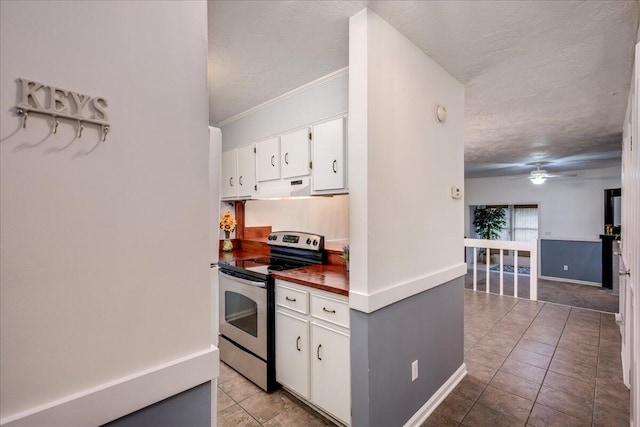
top-left (222, 116), bottom-right (347, 199)
top-left (256, 137), bottom-right (281, 182)
top-left (312, 117), bottom-right (346, 192)
top-left (236, 144), bottom-right (255, 198)
top-left (221, 145), bottom-right (255, 200)
top-left (221, 149), bottom-right (237, 199)
top-left (280, 128), bottom-right (311, 179)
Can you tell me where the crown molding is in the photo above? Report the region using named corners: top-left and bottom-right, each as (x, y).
top-left (216, 67), bottom-right (349, 127)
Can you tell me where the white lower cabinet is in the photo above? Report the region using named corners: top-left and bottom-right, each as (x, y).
top-left (311, 323), bottom-right (351, 425)
top-left (275, 280), bottom-right (351, 426)
top-left (275, 310), bottom-right (310, 399)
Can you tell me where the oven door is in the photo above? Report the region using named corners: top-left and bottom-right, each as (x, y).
top-left (219, 270), bottom-right (267, 360)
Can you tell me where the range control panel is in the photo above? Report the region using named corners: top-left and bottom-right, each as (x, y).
top-left (267, 231), bottom-right (324, 252)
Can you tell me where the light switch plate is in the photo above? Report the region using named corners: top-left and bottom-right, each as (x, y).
top-left (411, 360), bottom-right (418, 381)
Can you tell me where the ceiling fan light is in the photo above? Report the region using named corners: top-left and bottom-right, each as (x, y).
top-left (530, 176), bottom-right (547, 185)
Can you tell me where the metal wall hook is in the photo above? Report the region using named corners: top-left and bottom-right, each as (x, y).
top-left (16, 104), bottom-right (111, 143)
top-left (77, 121), bottom-right (84, 138)
top-left (52, 116), bottom-right (59, 134)
top-left (101, 125), bottom-right (110, 142)
top-left (17, 108), bottom-right (28, 128)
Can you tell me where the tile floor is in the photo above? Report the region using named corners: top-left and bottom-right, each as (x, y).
top-left (217, 289), bottom-right (629, 426)
top-left (424, 290), bottom-right (630, 426)
top-left (217, 362), bottom-right (336, 427)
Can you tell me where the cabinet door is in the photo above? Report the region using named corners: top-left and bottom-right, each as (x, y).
top-left (281, 128), bottom-right (310, 179)
top-left (311, 323), bottom-right (350, 425)
top-left (276, 311), bottom-right (310, 399)
top-left (312, 117), bottom-right (345, 192)
top-left (256, 137), bottom-right (280, 181)
top-left (221, 150), bottom-right (237, 199)
top-left (237, 144), bottom-right (255, 198)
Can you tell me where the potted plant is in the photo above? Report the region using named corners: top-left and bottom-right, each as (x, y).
top-left (472, 206), bottom-right (506, 264)
top-left (342, 245), bottom-right (350, 271)
top-left (219, 211), bottom-right (237, 252)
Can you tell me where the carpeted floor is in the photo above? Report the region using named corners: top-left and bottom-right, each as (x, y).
top-left (465, 270), bottom-right (619, 313)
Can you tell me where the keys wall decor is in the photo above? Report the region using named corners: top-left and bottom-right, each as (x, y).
top-left (15, 78), bottom-right (111, 141)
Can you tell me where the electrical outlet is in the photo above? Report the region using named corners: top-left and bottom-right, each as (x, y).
top-left (411, 360), bottom-right (418, 381)
top-left (563, 265), bottom-right (568, 271)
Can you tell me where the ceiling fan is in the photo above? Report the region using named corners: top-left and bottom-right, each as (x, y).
top-left (529, 164), bottom-right (552, 185)
top-left (512, 163), bottom-right (577, 185)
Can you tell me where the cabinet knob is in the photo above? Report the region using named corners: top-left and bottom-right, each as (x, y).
top-left (322, 307), bottom-right (336, 314)
top-left (317, 344), bottom-right (322, 361)
top-left (332, 160), bottom-right (337, 173)
top-left (239, 176), bottom-right (243, 186)
top-left (285, 296), bottom-right (296, 302)
top-left (229, 177), bottom-right (233, 187)
top-left (296, 336), bottom-right (301, 351)
top-left (271, 155), bottom-right (275, 167)
top-left (285, 152), bottom-right (289, 164)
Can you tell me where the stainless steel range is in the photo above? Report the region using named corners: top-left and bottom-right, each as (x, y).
top-left (218, 231), bottom-right (324, 391)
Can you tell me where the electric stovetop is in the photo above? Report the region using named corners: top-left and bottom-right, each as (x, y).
top-left (219, 255), bottom-right (312, 278)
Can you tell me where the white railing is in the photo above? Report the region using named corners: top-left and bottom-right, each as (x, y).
top-left (464, 238), bottom-right (538, 301)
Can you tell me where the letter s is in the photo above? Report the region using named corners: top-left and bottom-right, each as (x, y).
top-left (91, 97), bottom-right (109, 122)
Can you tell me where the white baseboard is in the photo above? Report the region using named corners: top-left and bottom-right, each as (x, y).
top-left (539, 275), bottom-right (601, 287)
top-left (1, 345), bottom-right (219, 427)
top-left (403, 363), bottom-right (467, 427)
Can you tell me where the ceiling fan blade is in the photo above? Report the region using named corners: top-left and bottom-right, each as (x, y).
top-left (545, 173), bottom-right (578, 178)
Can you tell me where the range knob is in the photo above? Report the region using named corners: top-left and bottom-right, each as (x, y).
top-left (306, 238), bottom-right (312, 245)
top-left (269, 235), bottom-right (276, 241)
top-left (313, 239), bottom-right (318, 246)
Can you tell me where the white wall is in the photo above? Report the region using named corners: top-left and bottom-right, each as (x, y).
top-left (244, 195), bottom-right (349, 242)
top-left (348, 9), bottom-right (465, 312)
top-left (0, 1), bottom-right (211, 420)
top-left (464, 166), bottom-right (621, 241)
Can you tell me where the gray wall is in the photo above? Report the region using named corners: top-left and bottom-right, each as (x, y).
top-left (540, 239), bottom-right (602, 283)
top-left (219, 72), bottom-right (348, 150)
top-left (350, 277), bottom-right (464, 427)
top-left (102, 382), bottom-right (211, 427)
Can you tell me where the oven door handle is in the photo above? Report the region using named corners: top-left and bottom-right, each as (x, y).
top-left (219, 271), bottom-right (266, 288)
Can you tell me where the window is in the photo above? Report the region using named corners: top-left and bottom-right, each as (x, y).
top-left (474, 204), bottom-right (538, 242)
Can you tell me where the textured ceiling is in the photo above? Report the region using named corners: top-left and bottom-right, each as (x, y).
top-left (208, 1), bottom-right (639, 177)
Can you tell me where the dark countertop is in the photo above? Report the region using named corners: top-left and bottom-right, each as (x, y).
top-left (218, 247), bottom-right (268, 263)
top-left (271, 264), bottom-right (349, 296)
top-left (218, 247), bottom-right (349, 296)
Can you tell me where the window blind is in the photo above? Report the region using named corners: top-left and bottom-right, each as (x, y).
top-left (513, 205), bottom-right (538, 242)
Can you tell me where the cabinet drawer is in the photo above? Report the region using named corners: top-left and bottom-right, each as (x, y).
top-left (310, 294), bottom-right (349, 328)
top-left (276, 284), bottom-right (309, 314)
